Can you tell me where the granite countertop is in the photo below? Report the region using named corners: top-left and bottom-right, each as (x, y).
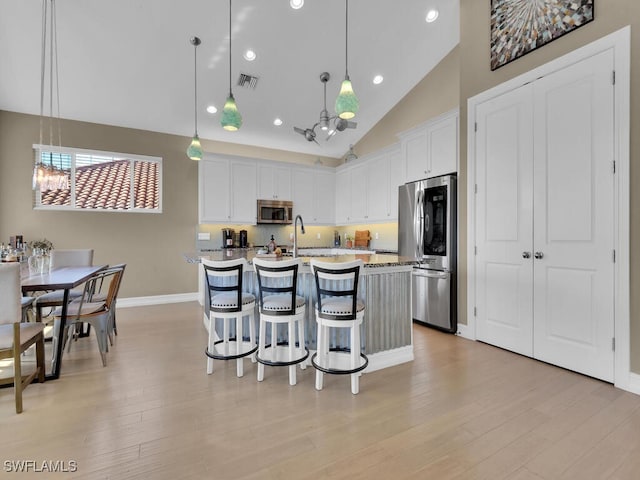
top-left (183, 248), bottom-right (415, 268)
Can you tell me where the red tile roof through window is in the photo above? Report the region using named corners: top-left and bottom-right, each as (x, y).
top-left (40, 160), bottom-right (158, 210)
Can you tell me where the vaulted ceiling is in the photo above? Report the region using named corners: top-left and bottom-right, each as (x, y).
top-left (0, 0), bottom-right (459, 159)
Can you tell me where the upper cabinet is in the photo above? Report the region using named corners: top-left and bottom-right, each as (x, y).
top-left (198, 140), bottom-right (408, 227)
top-left (399, 109), bottom-right (458, 183)
top-left (334, 144), bottom-right (401, 225)
top-left (292, 167), bottom-right (335, 225)
top-left (199, 156), bottom-right (257, 224)
top-left (258, 164), bottom-right (292, 201)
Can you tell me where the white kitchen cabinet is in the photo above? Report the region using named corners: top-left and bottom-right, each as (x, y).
top-left (258, 164), bottom-right (292, 201)
top-left (230, 161), bottom-right (258, 223)
top-left (349, 163), bottom-right (368, 222)
top-left (335, 169), bottom-right (351, 224)
top-left (334, 144), bottom-right (401, 225)
top-left (292, 169), bottom-right (314, 221)
top-left (388, 147), bottom-right (402, 219)
top-left (199, 156), bottom-right (257, 224)
top-left (293, 168), bottom-right (336, 225)
top-left (313, 170), bottom-right (335, 224)
top-left (400, 109), bottom-right (458, 183)
top-left (199, 159), bottom-right (230, 223)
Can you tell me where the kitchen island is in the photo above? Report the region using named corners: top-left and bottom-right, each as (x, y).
top-left (185, 248), bottom-right (416, 372)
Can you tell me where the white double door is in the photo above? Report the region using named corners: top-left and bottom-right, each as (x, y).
top-left (474, 50), bottom-right (615, 382)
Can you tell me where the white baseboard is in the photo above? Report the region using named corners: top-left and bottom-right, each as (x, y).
top-left (626, 372), bottom-right (640, 395)
top-left (456, 323), bottom-right (474, 340)
top-left (117, 292), bottom-right (199, 308)
top-left (365, 346), bottom-right (414, 373)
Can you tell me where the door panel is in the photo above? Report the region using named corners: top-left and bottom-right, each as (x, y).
top-left (532, 49), bottom-right (615, 381)
top-left (475, 83), bottom-right (534, 356)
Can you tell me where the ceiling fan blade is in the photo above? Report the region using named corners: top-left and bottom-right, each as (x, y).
top-left (293, 126), bottom-right (306, 135)
top-left (345, 120), bottom-right (357, 129)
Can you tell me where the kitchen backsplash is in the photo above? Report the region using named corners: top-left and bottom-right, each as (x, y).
top-left (197, 222), bottom-right (398, 252)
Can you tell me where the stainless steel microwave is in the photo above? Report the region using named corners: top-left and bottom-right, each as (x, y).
top-left (257, 199), bottom-right (293, 224)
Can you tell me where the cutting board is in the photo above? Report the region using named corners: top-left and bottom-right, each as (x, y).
top-left (354, 230), bottom-right (370, 248)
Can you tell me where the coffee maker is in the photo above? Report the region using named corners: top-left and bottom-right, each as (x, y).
top-left (221, 228), bottom-right (234, 248)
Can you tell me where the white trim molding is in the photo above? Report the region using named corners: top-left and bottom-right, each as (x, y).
top-left (628, 373), bottom-right (640, 396)
top-left (364, 346), bottom-right (414, 373)
top-left (117, 292), bottom-right (199, 308)
top-left (466, 26), bottom-right (632, 393)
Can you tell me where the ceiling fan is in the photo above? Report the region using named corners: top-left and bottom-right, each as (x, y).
top-left (294, 72), bottom-right (357, 144)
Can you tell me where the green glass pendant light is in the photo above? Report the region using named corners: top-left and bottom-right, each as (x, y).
top-left (335, 0), bottom-right (359, 120)
top-left (187, 36), bottom-right (202, 160)
top-left (221, 0), bottom-right (242, 131)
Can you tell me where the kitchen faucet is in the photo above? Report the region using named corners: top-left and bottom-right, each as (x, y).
top-left (293, 215), bottom-right (305, 258)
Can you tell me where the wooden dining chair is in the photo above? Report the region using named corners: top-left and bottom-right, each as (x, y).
top-left (0, 263), bottom-right (45, 413)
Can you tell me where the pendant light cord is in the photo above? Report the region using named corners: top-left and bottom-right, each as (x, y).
top-left (193, 39), bottom-right (198, 135)
top-left (53, 0), bottom-right (62, 153)
top-left (228, 0), bottom-right (232, 96)
top-left (39, 0), bottom-right (47, 148)
top-left (344, 0), bottom-right (349, 78)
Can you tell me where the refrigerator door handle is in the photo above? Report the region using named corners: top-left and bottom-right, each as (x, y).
top-left (416, 189), bottom-right (424, 259)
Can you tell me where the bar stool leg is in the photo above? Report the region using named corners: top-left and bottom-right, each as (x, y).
top-left (298, 317), bottom-right (306, 370)
top-left (236, 314), bottom-right (243, 378)
top-left (249, 311), bottom-right (257, 363)
top-left (257, 318), bottom-right (266, 382)
top-left (288, 320), bottom-right (296, 386)
top-left (351, 323), bottom-right (360, 395)
top-left (207, 314), bottom-right (215, 374)
top-left (315, 322), bottom-right (324, 391)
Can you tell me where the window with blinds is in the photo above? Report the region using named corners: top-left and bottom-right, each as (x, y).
top-left (33, 145), bottom-right (162, 213)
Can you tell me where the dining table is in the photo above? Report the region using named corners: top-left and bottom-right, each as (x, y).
top-left (21, 264), bottom-right (107, 380)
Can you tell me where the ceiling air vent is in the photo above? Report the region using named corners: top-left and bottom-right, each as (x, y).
top-left (237, 73), bottom-right (259, 89)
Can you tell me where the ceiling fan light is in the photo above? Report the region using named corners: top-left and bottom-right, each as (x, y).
top-left (221, 94), bottom-right (242, 131)
top-left (335, 77), bottom-right (359, 120)
top-left (186, 134), bottom-right (202, 160)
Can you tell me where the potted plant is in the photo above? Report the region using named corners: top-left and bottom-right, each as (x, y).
top-left (28, 238), bottom-right (54, 254)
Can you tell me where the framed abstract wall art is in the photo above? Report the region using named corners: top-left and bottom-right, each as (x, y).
top-left (490, 0), bottom-right (594, 70)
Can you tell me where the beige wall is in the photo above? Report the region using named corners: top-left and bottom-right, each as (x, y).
top-left (0, 111), bottom-right (335, 298)
top-left (458, 1), bottom-right (639, 371)
top-left (354, 46), bottom-right (460, 158)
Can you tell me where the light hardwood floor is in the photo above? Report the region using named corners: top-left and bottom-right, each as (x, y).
top-left (2, 301), bottom-right (640, 479)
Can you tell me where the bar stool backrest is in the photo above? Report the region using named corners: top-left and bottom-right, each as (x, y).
top-left (253, 258), bottom-right (301, 316)
top-left (202, 258), bottom-right (249, 314)
top-left (310, 259), bottom-right (364, 321)
top-left (51, 249), bottom-right (94, 268)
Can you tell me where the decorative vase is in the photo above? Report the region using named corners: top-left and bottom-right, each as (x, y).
top-left (28, 248), bottom-right (51, 275)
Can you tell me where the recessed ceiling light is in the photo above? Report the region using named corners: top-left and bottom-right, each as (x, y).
top-left (373, 75), bottom-right (384, 85)
top-left (206, 105), bottom-right (218, 114)
top-left (273, 118), bottom-right (283, 126)
top-left (290, 0), bottom-right (304, 9)
top-left (243, 49), bottom-right (256, 61)
top-left (425, 9), bottom-right (439, 23)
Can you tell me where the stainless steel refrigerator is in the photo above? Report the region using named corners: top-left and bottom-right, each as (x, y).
top-left (398, 174), bottom-right (457, 332)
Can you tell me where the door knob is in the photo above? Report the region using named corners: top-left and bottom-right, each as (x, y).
top-left (534, 251), bottom-right (544, 259)
top-left (522, 252), bottom-right (531, 259)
